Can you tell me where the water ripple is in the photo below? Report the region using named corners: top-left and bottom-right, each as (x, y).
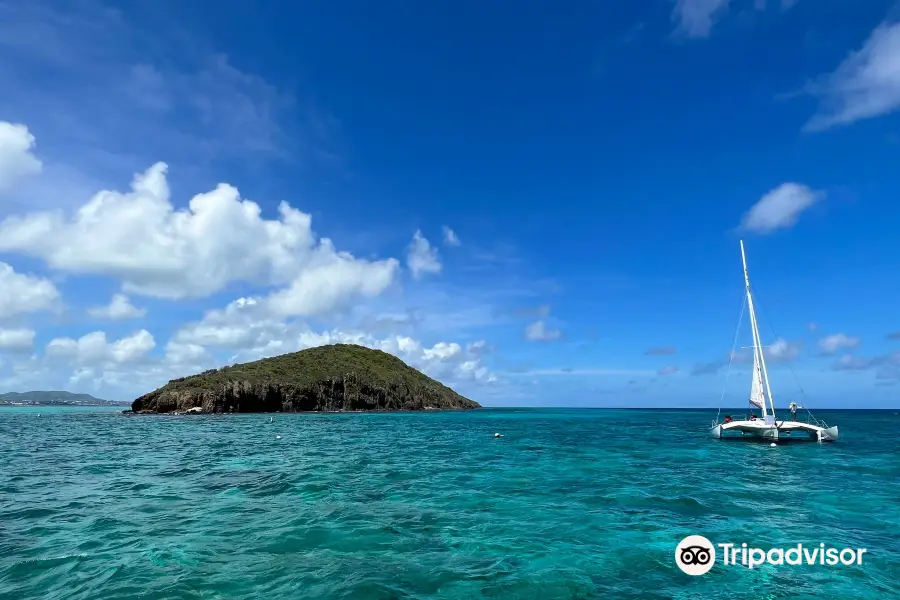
top-left (1, 406), bottom-right (898, 599)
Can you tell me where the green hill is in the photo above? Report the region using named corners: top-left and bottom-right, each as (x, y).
top-left (132, 343), bottom-right (481, 413)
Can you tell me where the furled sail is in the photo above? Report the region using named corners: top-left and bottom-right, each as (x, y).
top-left (749, 351), bottom-right (765, 410)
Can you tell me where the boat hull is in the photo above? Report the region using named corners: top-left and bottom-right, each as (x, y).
top-left (710, 420), bottom-right (838, 442)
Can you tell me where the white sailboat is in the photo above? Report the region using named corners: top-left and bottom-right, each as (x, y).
top-left (709, 240), bottom-right (839, 442)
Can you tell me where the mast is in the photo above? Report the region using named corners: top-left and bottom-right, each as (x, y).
top-left (740, 240), bottom-right (776, 419)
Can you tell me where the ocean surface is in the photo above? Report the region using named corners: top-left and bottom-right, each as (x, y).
top-left (1, 406), bottom-right (898, 600)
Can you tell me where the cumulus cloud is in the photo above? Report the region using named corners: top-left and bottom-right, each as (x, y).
top-left (46, 330), bottom-right (156, 366)
top-left (264, 245), bottom-right (398, 317)
top-left (739, 183), bottom-right (823, 234)
top-left (163, 340), bottom-right (211, 367)
top-left (406, 230), bottom-right (441, 279)
top-left (805, 22), bottom-right (900, 131)
top-left (0, 262), bottom-right (61, 319)
top-left (442, 225), bottom-right (460, 246)
top-left (0, 327), bottom-right (35, 352)
top-left (525, 320), bottom-right (562, 341)
top-left (14, 328), bottom-right (206, 395)
top-left (87, 293), bottom-right (146, 320)
top-left (0, 121), bottom-right (42, 192)
top-left (168, 297), bottom-right (281, 352)
top-left (0, 162), bottom-right (399, 311)
top-left (818, 333), bottom-right (860, 355)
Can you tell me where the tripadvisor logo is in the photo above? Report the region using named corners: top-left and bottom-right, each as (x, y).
top-left (675, 535), bottom-right (716, 575)
top-left (675, 535), bottom-right (868, 575)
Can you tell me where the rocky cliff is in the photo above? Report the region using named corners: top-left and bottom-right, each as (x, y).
top-left (131, 344), bottom-right (481, 413)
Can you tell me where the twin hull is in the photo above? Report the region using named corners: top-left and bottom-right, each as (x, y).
top-left (710, 420), bottom-right (839, 442)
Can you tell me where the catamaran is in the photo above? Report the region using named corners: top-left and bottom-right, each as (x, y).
top-left (709, 240), bottom-right (839, 442)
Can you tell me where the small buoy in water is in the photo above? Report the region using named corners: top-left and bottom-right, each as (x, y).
top-left (494, 433), bottom-right (502, 438)
top-left (770, 443), bottom-right (777, 447)
top-left (269, 417), bottom-right (273, 423)
top-left (276, 435), bottom-right (281, 440)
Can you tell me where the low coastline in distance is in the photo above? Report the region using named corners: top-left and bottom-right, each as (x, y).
top-left (0, 391), bottom-right (130, 407)
top-left (129, 343), bottom-right (481, 414)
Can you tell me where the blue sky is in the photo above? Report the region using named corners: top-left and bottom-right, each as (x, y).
top-left (0, 0), bottom-right (898, 407)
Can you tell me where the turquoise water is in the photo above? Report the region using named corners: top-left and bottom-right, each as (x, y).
top-left (1, 407), bottom-right (898, 599)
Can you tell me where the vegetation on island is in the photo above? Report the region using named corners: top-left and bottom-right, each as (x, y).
top-left (132, 343), bottom-right (481, 413)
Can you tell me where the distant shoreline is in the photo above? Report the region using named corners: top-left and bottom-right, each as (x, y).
top-left (0, 402), bottom-right (130, 407)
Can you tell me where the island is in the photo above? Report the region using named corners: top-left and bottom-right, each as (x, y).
top-left (131, 343), bottom-right (481, 413)
top-left (0, 391), bottom-right (129, 406)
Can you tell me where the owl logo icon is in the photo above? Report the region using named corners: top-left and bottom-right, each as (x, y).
top-left (675, 535), bottom-right (716, 575)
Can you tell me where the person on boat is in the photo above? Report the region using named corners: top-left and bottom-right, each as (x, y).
top-left (748, 413), bottom-right (756, 421)
top-left (724, 415), bottom-right (732, 423)
top-left (789, 402), bottom-right (798, 421)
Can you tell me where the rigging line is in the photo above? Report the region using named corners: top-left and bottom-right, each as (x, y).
top-left (717, 291), bottom-right (747, 420)
top-left (748, 283), bottom-right (823, 424)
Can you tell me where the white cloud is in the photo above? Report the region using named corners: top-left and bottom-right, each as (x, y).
top-left (0, 162), bottom-right (399, 311)
top-left (818, 333), bottom-right (860, 355)
top-left (805, 22), bottom-right (900, 131)
top-left (265, 245), bottom-right (398, 317)
top-left (46, 329), bottom-right (155, 366)
top-left (672, 0), bottom-right (730, 38)
top-left (739, 182), bottom-right (823, 234)
top-left (15, 328), bottom-right (204, 395)
top-left (163, 340), bottom-right (211, 367)
top-left (0, 121), bottom-right (42, 192)
top-left (87, 293), bottom-right (146, 320)
top-left (0, 262), bottom-right (61, 319)
top-left (169, 297), bottom-right (280, 351)
top-left (657, 365), bottom-right (679, 375)
top-left (442, 225), bottom-right (460, 246)
top-left (525, 320), bottom-right (561, 341)
top-left (406, 230), bottom-right (441, 279)
top-left (766, 338), bottom-right (800, 363)
top-left (0, 327), bottom-right (35, 352)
